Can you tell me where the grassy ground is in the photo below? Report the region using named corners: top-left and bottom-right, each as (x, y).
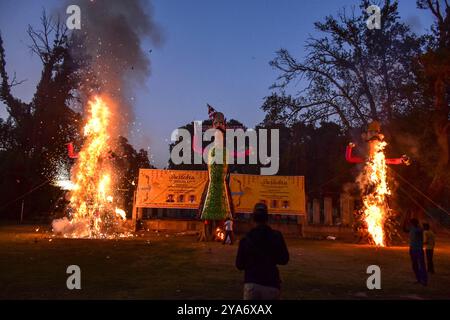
top-left (0, 225), bottom-right (449, 300)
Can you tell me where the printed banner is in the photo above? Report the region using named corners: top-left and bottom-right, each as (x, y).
top-left (229, 174), bottom-right (305, 215)
top-left (136, 169), bottom-right (208, 209)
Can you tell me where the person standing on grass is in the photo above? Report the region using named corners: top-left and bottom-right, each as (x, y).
top-left (235, 203), bottom-right (289, 300)
top-left (223, 217), bottom-right (233, 245)
top-left (423, 223), bottom-right (435, 274)
top-left (408, 218), bottom-right (428, 286)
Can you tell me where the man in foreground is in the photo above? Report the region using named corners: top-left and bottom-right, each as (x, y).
top-left (235, 203), bottom-right (290, 300)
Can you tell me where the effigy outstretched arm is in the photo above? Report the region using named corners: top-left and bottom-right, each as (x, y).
top-left (230, 148), bottom-right (252, 158)
top-left (192, 136), bottom-right (203, 155)
top-left (345, 142), bottom-right (364, 163)
top-left (67, 142), bottom-right (79, 159)
top-left (192, 136), bottom-right (252, 158)
top-left (386, 155), bottom-right (410, 165)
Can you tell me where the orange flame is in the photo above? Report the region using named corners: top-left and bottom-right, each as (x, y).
top-left (115, 208), bottom-right (127, 220)
top-left (360, 140), bottom-right (390, 246)
top-left (65, 96), bottom-right (127, 238)
top-left (215, 227), bottom-right (225, 241)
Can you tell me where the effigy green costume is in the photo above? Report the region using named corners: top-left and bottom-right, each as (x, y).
top-left (201, 146), bottom-right (231, 220)
top-left (198, 108), bottom-right (232, 241)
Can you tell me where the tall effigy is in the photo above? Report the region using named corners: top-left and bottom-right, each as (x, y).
top-left (199, 105), bottom-right (232, 240)
top-left (346, 120), bottom-right (410, 246)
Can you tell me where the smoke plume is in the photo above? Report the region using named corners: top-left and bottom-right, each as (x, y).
top-left (66, 0), bottom-right (162, 134)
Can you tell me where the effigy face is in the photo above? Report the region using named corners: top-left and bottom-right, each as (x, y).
top-left (212, 112), bottom-right (226, 131)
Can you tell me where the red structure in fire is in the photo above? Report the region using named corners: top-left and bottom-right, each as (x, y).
top-left (345, 121), bottom-right (410, 166)
top-left (345, 120), bottom-right (410, 246)
top-left (67, 142), bottom-right (79, 159)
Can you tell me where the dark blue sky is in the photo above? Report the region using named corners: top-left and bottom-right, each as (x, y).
top-left (0, 0), bottom-right (434, 167)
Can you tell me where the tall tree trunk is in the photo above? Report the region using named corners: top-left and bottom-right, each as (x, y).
top-left (428, 77), bottom-right (450, 200)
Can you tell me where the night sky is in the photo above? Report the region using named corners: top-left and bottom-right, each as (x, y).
top-left (0, 0), bottom-right (434, 167)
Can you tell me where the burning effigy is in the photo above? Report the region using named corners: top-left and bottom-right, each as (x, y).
top-left (52, 96), bottom-right (130, 238)
top-left (346, 120), bottom-right (410, 246)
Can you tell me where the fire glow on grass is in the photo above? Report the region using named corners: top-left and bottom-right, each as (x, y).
top-left (52, 96), bottom-right (129, 238)
top-left (215, 227), bottom-right (225, 242)
top-left (359, 140), bottom-right (391, 247)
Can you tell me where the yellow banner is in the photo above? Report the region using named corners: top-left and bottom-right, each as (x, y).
top-left (229, 174), bottom-right (305, 215)
top-left (136, 169), bottom-right (208, 209)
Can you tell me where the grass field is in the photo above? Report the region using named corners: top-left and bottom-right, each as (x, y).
top-left (0, 225), bottom-right (449, 300)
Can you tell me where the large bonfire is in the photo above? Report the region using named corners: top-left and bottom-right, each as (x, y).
top-left (357, 140), bottom-right (391, 247)
top-left (53, 96), bottom-right (129, 238)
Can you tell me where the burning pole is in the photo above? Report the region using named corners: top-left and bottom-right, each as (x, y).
top-left (346, 121), bottom-right (410, 246)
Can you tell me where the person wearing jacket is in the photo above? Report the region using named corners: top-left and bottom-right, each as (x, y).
top-left (235, 203), bottom-right (289, 300)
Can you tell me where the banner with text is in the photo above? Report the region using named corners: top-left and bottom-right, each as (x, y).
top-left (229, 174), bottom-right (305, 215)
top-left (136, 169), bottom-right (208, 209)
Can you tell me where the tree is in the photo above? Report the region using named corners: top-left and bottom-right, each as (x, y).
top-left (416, 0), bottom-right (450, 200)
top-left (113, 136), bottom-right (153, 216)
top-left (261, 0), bottom-right (450, 224)
top-left (264, 0), bottom-right (424, 129)
top-left (0, 12), bottom-right (84, 218)
top-left (168, 118), bottom-right (261, 174)
top-left (0, 117), bottom-right (14, 150)
top-left (259, 118), bottom-right (353, 200)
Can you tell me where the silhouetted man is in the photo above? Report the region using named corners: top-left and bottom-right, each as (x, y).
top-left (408, 218), bottom-right (427, 286)
top-left (236, 203), bottom-right (289, 300)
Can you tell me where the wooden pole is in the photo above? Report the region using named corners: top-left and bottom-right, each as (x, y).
top-left (20, 200), bottom-right (24, 223)
top-left (131, 190), bottom-right (139, 231)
